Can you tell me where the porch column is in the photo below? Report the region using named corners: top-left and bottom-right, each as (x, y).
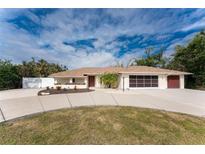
top-left (84, 77), bottom-right (88, 88)
top-left (180, 75), bottom-right (185, 89)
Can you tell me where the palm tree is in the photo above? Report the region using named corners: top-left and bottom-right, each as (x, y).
top-left (38, 59), bottom-right (49, 77)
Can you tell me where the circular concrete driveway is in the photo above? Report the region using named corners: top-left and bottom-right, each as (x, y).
top-left (0, 89), bottom-right (42, 100)
top-left (0, 89), bottom-right (205, 123)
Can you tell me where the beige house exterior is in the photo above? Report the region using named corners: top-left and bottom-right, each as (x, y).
top-left (49, 66), bottom-right (191, 90)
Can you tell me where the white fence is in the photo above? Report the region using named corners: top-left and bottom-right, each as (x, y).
top-left (23, 77), bottom-right (54, 89)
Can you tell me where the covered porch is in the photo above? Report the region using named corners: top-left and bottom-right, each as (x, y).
top-left (53, 75), bottom-right (102, 89)
top-left (53, 77), bottom-right (88, 89)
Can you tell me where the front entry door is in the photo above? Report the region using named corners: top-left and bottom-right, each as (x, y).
top-left (88, 76), bottom-right (95, 87)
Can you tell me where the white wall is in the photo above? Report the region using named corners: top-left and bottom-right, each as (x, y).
top-left (119, 74), bottom-right (129, 90)
top-left (95, 75), bottom-right (101, 88)
top-left (158, 75), bottom-right (168, 89)
top-left (85, 76), bottom-right (88, 88)
top-left (41, 78), bottom-right (55, 88)
top-left (180, 75), bottom-right (185, 89)
top-left (23, 77), bottom-right (54, 89)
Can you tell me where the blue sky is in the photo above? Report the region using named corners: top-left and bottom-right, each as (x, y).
top-left (0, 8), bottom-right (205, 68)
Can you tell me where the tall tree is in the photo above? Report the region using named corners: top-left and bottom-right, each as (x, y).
top-left (0, 60), bottom-right (20, 90)
top-left (18, 58), bottom-right (68, 78)
top-left (0, 58), bottom-right (68, 90)
top-left (18, 58), bottom-right (40, 77)
top-left (37, 59), bottom-right (49, 77)
top-left (130, 47), bottom-right (167, 67)
top-left (168, 31), bottom-right (205, 88)
top-left (113, 61), bottom-right (124, 67)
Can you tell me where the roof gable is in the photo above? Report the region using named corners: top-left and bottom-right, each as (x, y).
top-left (49, 66), bottom-right (191, 77)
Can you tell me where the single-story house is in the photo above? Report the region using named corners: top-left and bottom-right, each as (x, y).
top-left (49, 66), bottom-right (191, 90)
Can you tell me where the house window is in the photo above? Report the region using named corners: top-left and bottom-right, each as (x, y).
top-left (72, 78), bottom-right (75, 83)
top-left (129, 75), bottom-right (158, 87)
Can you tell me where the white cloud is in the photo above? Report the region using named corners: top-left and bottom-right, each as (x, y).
top-left (182, 17), bottom-right (205, 31)
top-left (164, 32), bottom-right (197, 57)
top-left (116, 50), bottom-right (144, 67)
top-left (0, 9), bottom-right (205, 68)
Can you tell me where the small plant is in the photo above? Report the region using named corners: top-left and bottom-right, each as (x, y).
top-left (100, 73), bottom-right (119, 88)
top-left (46, 86), bottom-right (50, 90)
top-left (74, 85), bottom-right (77, 90)
top-left (56, 86), bottom-right (61, 90)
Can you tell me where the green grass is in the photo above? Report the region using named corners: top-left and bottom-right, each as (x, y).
top-left (0, 106), bottom-right (205, 144)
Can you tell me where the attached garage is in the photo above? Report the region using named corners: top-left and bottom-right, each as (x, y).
top-left (125, 74), bottom-right (186, 89)
top-left (167, 75), bottom-right (180, 88)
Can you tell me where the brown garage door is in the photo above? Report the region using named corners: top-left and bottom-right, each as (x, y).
top-left (167, 75), bottom-right (180, 88)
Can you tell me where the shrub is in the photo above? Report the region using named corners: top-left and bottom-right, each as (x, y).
top-left (100, 73), bottom-right (119, 88)
top-left (56, 86), bottom-right (61, 90)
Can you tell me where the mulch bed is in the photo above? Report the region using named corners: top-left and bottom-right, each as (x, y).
top-left (38, 88), bottom-right (94, 96)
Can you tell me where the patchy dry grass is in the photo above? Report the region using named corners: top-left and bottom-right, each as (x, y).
top-left (0, 106), bottom-right (205, 144)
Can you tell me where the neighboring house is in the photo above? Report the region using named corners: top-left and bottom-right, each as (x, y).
top-left (49, 66), bottom-right (191, 90)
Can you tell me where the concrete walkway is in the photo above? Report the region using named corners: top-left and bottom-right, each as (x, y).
top-left (0, 89), bottom-right (205, 123)
top-left (0, 89), bottom-right (41, 100)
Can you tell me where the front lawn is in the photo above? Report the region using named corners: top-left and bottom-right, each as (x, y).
top-left (0, 106), bottom-right (205, 144)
